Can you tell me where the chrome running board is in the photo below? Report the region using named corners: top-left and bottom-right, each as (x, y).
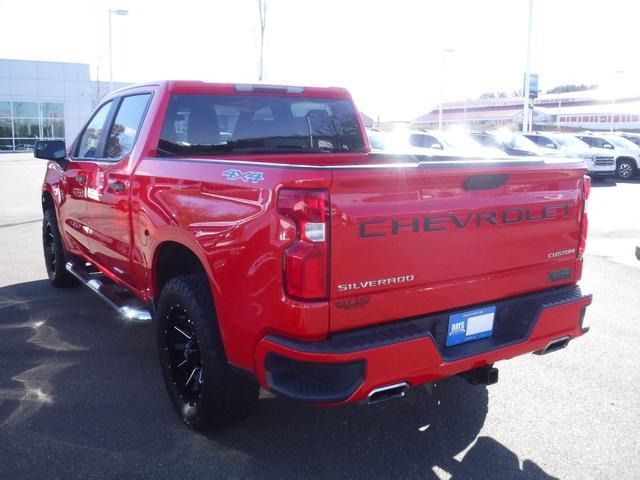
top-left (65, 261), bottom-right (152, 322)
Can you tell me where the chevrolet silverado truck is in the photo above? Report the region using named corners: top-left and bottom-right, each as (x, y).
top-left (36, 81), bottom-right (592, 430)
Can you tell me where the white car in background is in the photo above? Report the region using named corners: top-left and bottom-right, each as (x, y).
top-left (576, 134), bottom-right (640, 179)
top-left (407, 130), bottom-right (507, 157)
top-left (365, 129), bottom-right (418, 154)
top-left (615, 132), bottom-right (640, 149)
top-left (470, 130), bottom-right (563, 157)
top-left (366, 129), bottom-right (394, 153)
top-left (366, 129), bottom-right (506, 158)
top-left (524, 132), bottom-right (616, 180)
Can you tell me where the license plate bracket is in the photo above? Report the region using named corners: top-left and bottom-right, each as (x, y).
top-left (446, 306), bottom-right (496, 347)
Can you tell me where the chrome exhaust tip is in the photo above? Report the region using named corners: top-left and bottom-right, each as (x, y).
top-left (367, 382), bottom-right (409, 405)
top-left (534, 335), bottom-right (571, 355)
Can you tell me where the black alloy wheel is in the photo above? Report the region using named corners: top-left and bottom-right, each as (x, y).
top-left (164, 305), bottom-right (204, 405)
top-left (42, 209), bottom-right (77, 287)
top-left (44, 223), bottom-right (56, 271)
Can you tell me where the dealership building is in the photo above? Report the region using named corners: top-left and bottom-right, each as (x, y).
top-left (412, 90), bottom-right (640, 132)
top-left (0, 58), bottom-right (128, 151)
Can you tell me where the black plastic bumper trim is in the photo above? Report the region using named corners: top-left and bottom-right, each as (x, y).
top-left (264, 353), bottom-right (365, 403)
top-left (266, 286), bottom-right (591, 362)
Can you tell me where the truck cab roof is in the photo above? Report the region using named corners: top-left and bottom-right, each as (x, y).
top-left (110, 80), bottom-right (352, 100)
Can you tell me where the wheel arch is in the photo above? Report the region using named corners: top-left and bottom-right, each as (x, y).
top-left (616, 156), bottom-right (638, 168)
top-left (152, 239), bottom-right (234, 360)
top-left (42, 189), bottom-right (55, 213)
top-left (152, 240), bottom-right (216, 301)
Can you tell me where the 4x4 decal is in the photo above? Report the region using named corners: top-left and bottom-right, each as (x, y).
top-left (222, 169), bottom-right (265, 184)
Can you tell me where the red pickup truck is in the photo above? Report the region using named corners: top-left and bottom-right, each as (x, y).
top-left (36, 81), bottom-right (592, 430)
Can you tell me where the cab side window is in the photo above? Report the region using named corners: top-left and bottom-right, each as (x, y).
top-left (75, 101), bottom-right (113, 158)
top-left (106, 94), bottom-right (151, 159)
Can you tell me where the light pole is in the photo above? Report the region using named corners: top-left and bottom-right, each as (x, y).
top-left (108, 8), bottom-right (128, 93)
top-left (438, 48), bottom-right (455, 131)
top-left (522, 0), bottom-right (533, 133)
top-left (610, 70), bottom-right (624, 132)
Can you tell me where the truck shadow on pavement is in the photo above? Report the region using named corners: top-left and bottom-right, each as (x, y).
top-left (0, 280), bottom-right (557, 480)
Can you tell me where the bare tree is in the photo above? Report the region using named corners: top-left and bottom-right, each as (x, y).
top-left (257, 0), bottom-right (267, 80)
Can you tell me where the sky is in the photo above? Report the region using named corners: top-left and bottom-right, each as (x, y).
top-left (0, 0), bottom-right (637, 120)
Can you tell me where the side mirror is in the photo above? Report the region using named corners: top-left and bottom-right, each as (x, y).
top-left (34, 140), bottom-right (66, 162)
top-left (430, 143), bottom-right (443, 150)
top-left (603, 143), bottom-right (613, 149)
top-left (544, 143), bottom-right (555, 149)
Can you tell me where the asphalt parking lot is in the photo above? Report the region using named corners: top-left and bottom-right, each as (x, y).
top-left (0, 153), bottom-right (639, 480)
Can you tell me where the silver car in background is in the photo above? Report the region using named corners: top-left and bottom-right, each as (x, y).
top-left (578, 133), bottom-right (640, 179)
top-left (524, 132), bottom-right (616, 180)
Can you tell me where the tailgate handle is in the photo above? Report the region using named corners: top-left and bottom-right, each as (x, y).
top-left (463, 174), bottom-right (509, 190)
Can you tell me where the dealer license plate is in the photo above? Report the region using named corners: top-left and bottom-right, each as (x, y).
top-left (446, 306), bottom-right (496, 347)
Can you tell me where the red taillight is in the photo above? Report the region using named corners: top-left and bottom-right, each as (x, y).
top-left (278, 189), bottom-right (329, 300)
top-left (578, 175), bottom-right (590, 257)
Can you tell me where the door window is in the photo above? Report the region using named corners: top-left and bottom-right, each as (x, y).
top-left (75, 101), bottom-right (113, 158)
top-left (410, 134), bottom-right (442, 149)
top-left (106, 94), bottom-right (151, 159)
top-left (591, 137), bottom-right (614, 149)
top-left (536, 136), bottom-right (557, 149)
top-left (577, 136), bottom-right (594, 147)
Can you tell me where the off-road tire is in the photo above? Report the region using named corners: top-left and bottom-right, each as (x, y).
top-left (156, 274), bottom-right (259, 430)
top-left (42, 209), bottom-right (77, 287)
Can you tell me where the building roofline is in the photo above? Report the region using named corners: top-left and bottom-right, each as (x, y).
top-left (0, 57), bottom-right (88, 66)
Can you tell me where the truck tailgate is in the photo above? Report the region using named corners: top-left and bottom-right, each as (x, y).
top-left (329, 159), bottom-right (586, 332)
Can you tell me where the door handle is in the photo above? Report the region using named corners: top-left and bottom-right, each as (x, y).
top-left (109, 179), bottom-right (127, 192)
top-left (76, 174), bottom-right (87, 184)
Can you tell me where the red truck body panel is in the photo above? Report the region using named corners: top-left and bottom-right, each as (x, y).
top-left (328, 164), bottom-right (585, 332)
top-left (41, 80), bottom-right (591, 404)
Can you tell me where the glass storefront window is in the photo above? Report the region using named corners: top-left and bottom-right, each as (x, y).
top-left (42, 119), bottom-right (53, 138)
top-left (14, 139), bottom-right (37, 150)
top-left (53, 119), bottom-right (65, 138)
top-left (41, 102), bottom-right (64, 119)
top-left (13, 118), bottom-right (40, 138)
top-left (0, 118), bottom-right (12, 137)
top-left (12, 101), bottom-right (39, 118)
top-left (1, 101), bottom-right (66, 150)
top-left (42, 119), bottom-right (65, 139)
top-left (0, 101), bottom-right (11, 118)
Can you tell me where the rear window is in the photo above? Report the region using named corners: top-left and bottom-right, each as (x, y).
top-left (158, 94), bottom-right (365, 155)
